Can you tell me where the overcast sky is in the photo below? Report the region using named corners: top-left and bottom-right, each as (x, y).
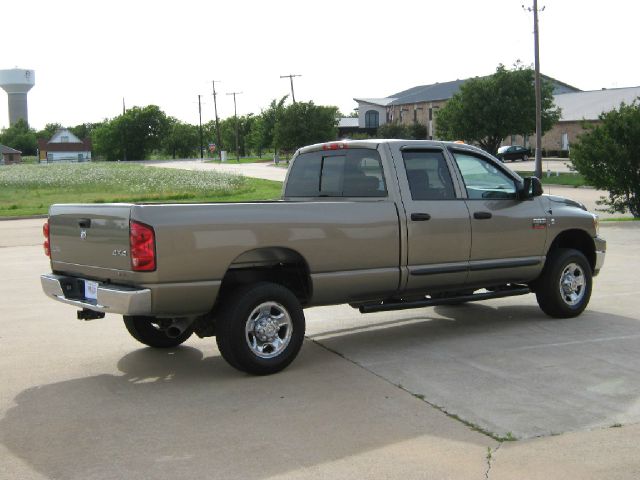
top-left (1, 0), bottom-right (637, 130)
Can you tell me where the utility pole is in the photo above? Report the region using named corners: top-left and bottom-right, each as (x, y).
top-left (226, 91), bottom-right (242, 161)
top-left (212, 80), bottom-right (222, 161)
top-left (525, 1), bottom-right (545, 179)
top-left (198, 94), bottom-right (203, 159)
top-left (280, 74), bottom-right (302, 103)
top-left (122, 97), bottom-right (127, 162)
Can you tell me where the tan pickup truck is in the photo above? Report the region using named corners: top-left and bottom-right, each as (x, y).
top-left (41, 140), bottom-right (606, 374)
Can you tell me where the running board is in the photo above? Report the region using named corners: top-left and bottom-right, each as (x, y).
top-left (358, 287), bottom-right (531, 314)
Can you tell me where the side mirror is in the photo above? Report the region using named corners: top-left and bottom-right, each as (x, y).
top-left (519, 176), bottom-right (544, 199)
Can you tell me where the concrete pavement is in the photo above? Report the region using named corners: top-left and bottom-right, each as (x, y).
top-left (1, 219), bottom-right (639, 479)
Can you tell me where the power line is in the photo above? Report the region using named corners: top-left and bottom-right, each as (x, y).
top-left (280, 74), bottom-right (302, 103)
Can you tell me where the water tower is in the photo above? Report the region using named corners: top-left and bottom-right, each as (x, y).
top-left (0, 68), bottom-right (35, 126)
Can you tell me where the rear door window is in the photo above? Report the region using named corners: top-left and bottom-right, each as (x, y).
top-left (286, 149), bottom-right (387, 198)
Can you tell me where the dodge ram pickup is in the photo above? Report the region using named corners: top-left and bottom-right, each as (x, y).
top-left (41, 140), bottom-right (606, 374)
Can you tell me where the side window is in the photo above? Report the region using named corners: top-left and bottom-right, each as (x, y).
top-left (452, 151), bottom-right (517, 200)
top-left (402, 150), bottom-right (456, 200)
top-left (285, 149), bottom-right (386, 198)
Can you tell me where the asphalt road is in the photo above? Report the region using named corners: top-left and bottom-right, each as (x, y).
top-left (1, 219), bottom-right (639, 479)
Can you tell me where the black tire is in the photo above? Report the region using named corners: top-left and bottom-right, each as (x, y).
top-left (535, 248), bottom-right (592, 318)
top-left (215, 282), bottom-right (305, 375)
top-left (123, 316), bottom-right (193, 348)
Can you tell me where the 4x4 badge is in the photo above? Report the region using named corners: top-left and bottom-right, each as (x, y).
top-left (532, 218), bottom-right (547, 229)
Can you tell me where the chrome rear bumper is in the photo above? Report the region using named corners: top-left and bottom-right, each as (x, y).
top-left (41, 274), bottom-right (151, 315)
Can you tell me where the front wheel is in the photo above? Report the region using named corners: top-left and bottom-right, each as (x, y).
top-left (535, 248), bottom-right (592, 318)
top-left (215, 282), bottom-right (305, 375)
top-left (123, 316), bottom-right (194, 348)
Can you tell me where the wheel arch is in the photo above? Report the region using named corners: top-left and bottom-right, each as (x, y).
top-left (546, 229), bottom-right (596, 272)
top-left (219, 247), bottom-right (312, 305)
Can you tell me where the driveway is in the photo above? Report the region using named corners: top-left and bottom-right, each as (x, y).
top-left (1, 219), bottom-right (639, 479)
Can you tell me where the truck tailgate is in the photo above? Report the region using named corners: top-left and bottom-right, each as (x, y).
top-left (48, 204), bottom-right (133, 271)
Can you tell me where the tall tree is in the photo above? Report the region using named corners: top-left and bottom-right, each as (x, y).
top-left (571, 102), bottom-right (640, 217)
top-left (274, 101), bottom-right (338, 152)
top-left (92, 105), bottom-right (170, 160)
top-left (435, 64), bottom-right (560, 154)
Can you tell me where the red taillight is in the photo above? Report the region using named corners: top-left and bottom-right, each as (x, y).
top-left (130, 221), bottom-right (156, 271)
top-left (322, 142), bottom-right (349, 151)
top-left (43, 220), bottom-right (50, 257)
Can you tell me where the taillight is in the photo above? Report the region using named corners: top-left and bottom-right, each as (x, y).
top-left (43, 220), bottom-right (50, 257)
top-left (322, 142), bottom-right (349, 151)
top-left (130, 221), bottom-right (156, 271)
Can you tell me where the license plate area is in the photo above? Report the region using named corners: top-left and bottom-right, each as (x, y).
top-left (84, 280), bottom-right (99, 300)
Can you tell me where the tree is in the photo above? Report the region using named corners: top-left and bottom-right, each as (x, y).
top-left (0, 119), bottom-right (37, 155)
top-left (37, 123), bottom-right (63, 141)
top-left (92, 105), bottom-right (170, 160)
top-left (571, 101), bottom-right (640, 217)
top-left (274, 101), bottom-right (338, 152)
top-left (163, 118), bottom-right (199, 159)
top-left (259, 96), bottom-right (288, 153)
top-left (69, 122), bottom-right (99, 140)
top-left (376, 122), bottom-right (426, 140)
top-left (435, 64), bottom-right (560, 154)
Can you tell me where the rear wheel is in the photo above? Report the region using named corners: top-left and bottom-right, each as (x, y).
top-left (123, 316), bottom-right (193, 348)
top-left (535, 248), bottom-right (592, 318)
top-left (215, 282), bottom-right (305, 375)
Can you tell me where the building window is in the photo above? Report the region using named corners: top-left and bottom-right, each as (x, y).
top-left (365, 110), bottom-right (379, 128)
top-left (428, 108), bottom-right (433, 121)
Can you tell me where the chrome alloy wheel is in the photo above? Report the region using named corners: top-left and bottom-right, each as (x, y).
top-left (245, 302), bottom-right (293, 359)
top-left (559, 262), bottom-right (586, 307)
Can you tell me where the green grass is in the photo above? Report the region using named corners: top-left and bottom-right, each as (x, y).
top-left (0, 163), bottom-right (283, 218)
top-left (515, 171), bottom-right (588, 187)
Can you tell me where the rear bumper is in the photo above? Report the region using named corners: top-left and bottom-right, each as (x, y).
top-left (41, 274), bottom-right (151, 315)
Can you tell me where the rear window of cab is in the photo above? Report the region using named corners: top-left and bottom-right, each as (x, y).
top-left (285, 149), bottom-right (387, 198)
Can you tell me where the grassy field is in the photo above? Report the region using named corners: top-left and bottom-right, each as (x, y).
top-left (514, 171), bottom-right (588, 187)
top-left (0, 163), bottom-right (283, 218)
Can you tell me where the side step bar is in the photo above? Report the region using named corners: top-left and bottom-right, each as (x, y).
top-left (358, 286), bottom-right (531, 314)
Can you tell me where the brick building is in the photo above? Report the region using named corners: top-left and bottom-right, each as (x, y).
top-left (349, 76), bottom-right (640, 153)
top-left (0, 144), bottom-right (22, 164)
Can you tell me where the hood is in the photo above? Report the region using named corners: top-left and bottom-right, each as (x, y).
top-left (545, 194), bottom-right (588, 211)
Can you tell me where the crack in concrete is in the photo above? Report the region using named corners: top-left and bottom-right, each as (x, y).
top-left (485, 443), bottom-right (502, 480)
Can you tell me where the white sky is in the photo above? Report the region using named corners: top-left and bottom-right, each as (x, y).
top-left (1, 0), bottom-right (637, 130)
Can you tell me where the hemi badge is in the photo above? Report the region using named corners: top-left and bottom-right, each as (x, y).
top-left (532, 218), bottom-right (547, 229)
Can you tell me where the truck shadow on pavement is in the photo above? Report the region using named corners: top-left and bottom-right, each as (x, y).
top-left (309, 302), bottom-right (640, 440)
top-left (0, 341), bottom-right (494, 480)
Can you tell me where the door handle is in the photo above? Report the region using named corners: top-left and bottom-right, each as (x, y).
top-left (411, 213), bottom-right (431, 221)
top-left (473, 211), bottom-right (492, 220)
top-left (78, 218), bottom-right (92, 228)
